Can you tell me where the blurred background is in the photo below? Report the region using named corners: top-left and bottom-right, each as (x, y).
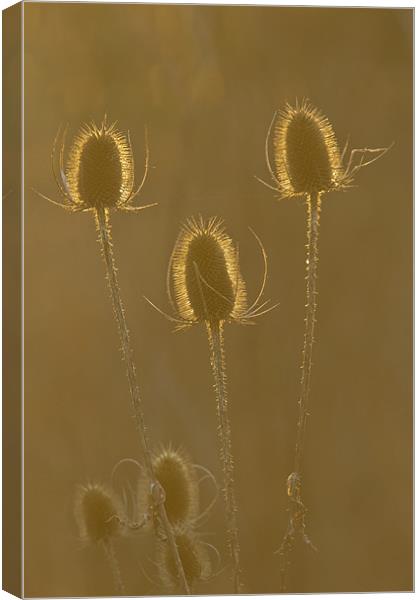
top-left (24, 4), bottom-right (412, 596)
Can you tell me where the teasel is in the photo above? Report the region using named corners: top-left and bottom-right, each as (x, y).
top-left (38, 117), bottom-right (191, 594)
top-left (138, 446), bottom-right (200, 529)
top-left (145, 216), bottom-right (277, 592)
top-left (75, 482), bottom-right (125, 594)
top-left (156, 526), bottom-right (212, 592)
top-left (258, 99), bottom-right (391, 590)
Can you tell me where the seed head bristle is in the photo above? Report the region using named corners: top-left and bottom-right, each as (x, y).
top-left (66, 118), bottom-right (134, 209)
top-left (138, 446), bottom-right (199, 527)
top-left (171, 216), bottom-right (247, 324)
top-left (75, 482), bottom-right (121, 544)
top-left (274, 100), bottom-right (343, 197)
top-left (157, 527), bottom-right (211, 590)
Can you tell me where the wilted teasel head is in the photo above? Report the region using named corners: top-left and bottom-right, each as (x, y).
top-left (74, 482), bottom-right (123, 544)
top-left (36, 116), bottom-right (156, 213)
top-left (145, 215), bottom-right (277, 329)
top-left (257, 99), bottom-right (391, 199)
top-left (156, 527), bottom-right (212, 591)
top-left (138, 446), bottom-right (200, 528)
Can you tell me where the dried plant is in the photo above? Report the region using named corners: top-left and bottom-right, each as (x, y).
top-left (138, 446), bottom-right (200, 529)
top-left (258, 99), bottom-right (391, 590)
top-left (74, 482), bottom-right (125, 594)
top-left (146, 215), bottom-right (277, 592)
top-left (39, 117), bottom-right (191, 594)
top-left (37, 98), bottom-right (392, 596)
top-left (156, 526), bottom-right (212, 592)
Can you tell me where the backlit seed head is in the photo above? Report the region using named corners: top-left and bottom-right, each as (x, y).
top-left (138, 447), bottom-right (199, 527)
top-left (273, 100), bottom-right (343, 197)
top-left (171, 216), bottom-right (247, 324)
top-left (75, 482), bottom-right (121, 544)
top-left (66, 118), bottom-right (134, 209)
top-left (157, 527), bottom-right (211, 590)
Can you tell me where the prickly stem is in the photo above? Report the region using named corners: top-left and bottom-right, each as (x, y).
top-left (206, 319), bottom-right (243, 593)
top-left (95, 206), bottom-right (191, 595)
top-left (103, 539), bottom-right (125, 595)
top-left (279, 192), bottom-right (321, 591)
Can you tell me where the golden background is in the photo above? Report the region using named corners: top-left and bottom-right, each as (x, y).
top-left (24, 3), bottom-right (412, 596)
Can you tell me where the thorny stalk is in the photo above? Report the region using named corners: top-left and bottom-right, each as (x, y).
top-left (103, 539), bottom-right (125, 595)
top-left (206, 319), bottom-right (243, 594)
top-left (278, 192), bottom-right (321, 591)
top-left (95, 206), bottom-right (191, 595)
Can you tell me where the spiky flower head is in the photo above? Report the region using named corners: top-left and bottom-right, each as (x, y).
top-left (171, 216), bottom-right (247, 324)
top-left (75, 482), bottom-right (122, 544)
top-left (145, 216), bottom-right (277, 329)
top-left (138, 446), bottom-right (199, 528)
top-left (38, 117), bottom-right (155, 214)
top-left (259, 99), bottom-right (391, 200)
top-left (273, 100), bottom-right (343, 197)
top-left (65, 119), bottom-right (134, 210)
top-left (157, 527), bottom-right (211, 590)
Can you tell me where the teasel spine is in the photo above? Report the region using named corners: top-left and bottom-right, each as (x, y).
top-left (206, 319), bottom-right (242, 594)
top-left (95, 205), bottom-right (191, 595)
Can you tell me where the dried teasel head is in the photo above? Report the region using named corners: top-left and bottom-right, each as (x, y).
top-left (172, 216), bottom-right (247, 324)
top-left (258, 99), bottom-right (391, 199)
top-left (36, 117), bottom-right (156, 214)
top-left (156, 527), bottom-right (211, 591)
top-left (66, 119), bottom-right (134, 210)
top-left (75, 482), bottom-right (122, 544)
top-left (138, 446), bottom-right (199, 528)
top-left (145, 216), bottom-right (278, 329)
top-left (274, 100), bottom-right (343, 196)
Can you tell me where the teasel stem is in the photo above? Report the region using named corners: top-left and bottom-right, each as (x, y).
top-left (295, 191), bottom-right (322, 473)
top-left (206, 319), bottom-right (243, 594)
top-left (103, 539), bottom-right (125, 595)
top-left (279, 191), bottom-right (321, 591)
top-left (95, 206), bottom-right (191, 595)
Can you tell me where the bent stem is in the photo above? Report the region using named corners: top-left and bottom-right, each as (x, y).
top-left (279, 191), bottom-right (321, 591)
top-left (95, 206), bottom-right (190, 595)
top-left (103, 539), bottom-right (125, 595)
top-left (206, 319), bottom-right (243, 593)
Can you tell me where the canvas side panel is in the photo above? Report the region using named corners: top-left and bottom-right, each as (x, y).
top-left (2, 2), bottom-right (23, 598)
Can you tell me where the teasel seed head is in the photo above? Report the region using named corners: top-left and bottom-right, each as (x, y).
top-left (145, 215), bottom-right (278, 329)
top-left (75, 482), bottom-right (122, 544)
top-left (37, 117), bottom-right (156, 214)
top-left (66, 119), bottom-right (134, 210)
top-left (139, 446), bottom-right (199, 528)
top-left (258, 98), bottom-right (392, 200)
top-left (157, 527), bottom-right (211, 590)
top-left (171, 216), bottom-right (247, 324)
top-left (274, 100), bottom-right (342, 197)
